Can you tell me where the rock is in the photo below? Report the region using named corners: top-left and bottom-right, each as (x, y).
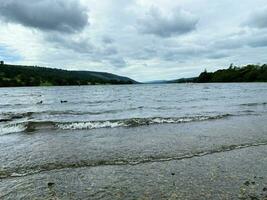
top-left (47, 182), bottom-right (55, 187)
top-left (248, 195), bottom-right (259, 200)
top-left (244, 181), bottom-right (250, 186)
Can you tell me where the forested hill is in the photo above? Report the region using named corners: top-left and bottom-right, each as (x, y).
top-left (0, 64), bottom-right (138, 87)
top-left (197, 64), bottom-right (267, 83)
top-left (169, 64), bottom-right (267, 83)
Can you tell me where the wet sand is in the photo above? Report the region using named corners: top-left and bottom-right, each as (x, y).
top-left (1, 115), bottom-right (267, 199)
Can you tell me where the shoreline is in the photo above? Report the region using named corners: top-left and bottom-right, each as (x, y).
top-left (1, 144), bottom-right (267, 199)
top-left (1, 114), bottom-right (267, 199)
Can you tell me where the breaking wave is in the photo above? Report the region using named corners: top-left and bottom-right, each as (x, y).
top-left (56, 115), bottom-right (232, 130)
top-left (0, 123), bottom-right (26, 136)
top-left (0, 114), bottom-right (232, 135)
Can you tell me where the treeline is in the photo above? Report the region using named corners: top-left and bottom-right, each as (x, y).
top-left (0, 64), bottom-right (137, 87)
top-left (197, 64), bottom-right (267, 83)
top-left (166, 64), bottom-right (267, 83)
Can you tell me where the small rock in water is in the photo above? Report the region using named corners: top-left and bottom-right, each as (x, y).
top-left (48, 182), bottom-right (55, 187)
top-left (263, 187), bottom-right (267, 192)
top-left (244, 181), bottom-right (250, 186)
top-left (248, 195), bottom-right (259, 200)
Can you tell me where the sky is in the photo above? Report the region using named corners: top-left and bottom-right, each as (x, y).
top-left (0, 0), bottom-right (267, 82)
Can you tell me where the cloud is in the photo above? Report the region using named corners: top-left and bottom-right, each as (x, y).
top-left (0, 0), bottom-right (89, 33)
top-left (160, 45), bottom-right (230, 61)
top-left (108, 57), bottom-right (127, 67)
top-left (102, 36), bottom-right (114, 44)
top-left (0, 44), bottom-right (22, 62)
top-left (45, 33), bottom-right (125, 67)
top-left (137, 7), bottom-right (198, 37)
top-left (245, 7), bottom-right (267, 29)
top-left (244, 7), bottom-right (267, 29)
top-left (45, 34), bottom-right (94, 54)
top-left (247, 34), bottom-right (267, 47)
top-left (102, 47), bottom-right (118, 56)
top-left (1, 0), bottom-right (267, 81)
top-left (212, 31), bottom-right (267, 50)
top-left (213, 37), bottom-right (244, 50)
top-left (206, 52), bottom-right (230, 59)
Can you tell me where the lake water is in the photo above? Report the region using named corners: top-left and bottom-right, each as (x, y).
top-left (1, 83), bottom-right (267, 135)
top-left (1, 83), bottom-right (267, 199)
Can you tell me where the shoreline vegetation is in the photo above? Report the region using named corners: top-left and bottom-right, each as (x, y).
top-left (0, 63), bottom-right (267, 87)
top-left (0, 63), bottom-right (137, 87)
top-left (169, 64), bottom-right (267, 83)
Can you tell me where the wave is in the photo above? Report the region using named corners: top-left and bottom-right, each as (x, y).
top-left (240, 102), bottom-right (267, 107)
top-left (0, 103), bottom-right (24, 107)
top-left (1, 112), bottom-right (34, 120)
top-left (0, 123), bottom-right (26, 136)
top-left (0, 114), bottom-right (232, 135)
top-left (0, 99), bottom-right (118, 108)
top-left (0, 107), bottom-right (144, 122)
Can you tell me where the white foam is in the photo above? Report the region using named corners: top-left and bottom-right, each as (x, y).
top-left (55, 116), bottom-right (220, 131)
top-left (56, 120), bottom-right (124, 130)
top-left (151, 116), bottom-right (210, 124)
top-left (0, 123), bottom-right (26, 136)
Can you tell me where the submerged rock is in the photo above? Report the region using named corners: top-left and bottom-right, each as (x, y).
top-left (47, 182), bottom-right (55, 187)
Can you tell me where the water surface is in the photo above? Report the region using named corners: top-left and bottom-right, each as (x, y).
top-left (1, 83), bottom-right (267, 199)
top-left (1, 83), bottom-right (267, 135)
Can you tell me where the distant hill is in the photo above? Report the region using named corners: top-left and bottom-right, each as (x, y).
top-left (144, 78), bottom-right (198, 84)
top-left (144, 80), bottom-right (170, 84)
top-left (166, 77), bottom-right (198, 83)
top-left (0, 64), bottom-right (138, 87)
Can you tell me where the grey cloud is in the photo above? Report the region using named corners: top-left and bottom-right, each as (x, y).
top-left (247, 35), bottom-right (267, 47)
top-left (138, 7), bottom-right (198, 38)
top-left (128, 47), bottom-right (158, 60)
top-left (47, 34), bottom-right (119, 56)
top-left (108, 57), bottom-right (126, 68)
top-left (46, 34), bottom-right (125, 68)
top-left (213, 32), bottom-right (267, 50)
top-left (245, 7), bottom-right (267, 29)
top-left (102, 36), bottom-right (114, 44)
top-left (206, 52), bottom-right (230, 59)
top-left (160, 45), bottom-right (208, 61)
top-left (46, 34), bottom-right (94, 54)
top-left (136, 42), bottom-right (231, 62)
top-left (102, 47), bottom-right (118, 56)
top-left (0, 0), bottom-right (89, 33)
top-left (213, 37), bottom-right (244, 50)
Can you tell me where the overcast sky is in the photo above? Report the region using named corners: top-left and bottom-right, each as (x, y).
top-left (0, 0), bottom-right (267, 81)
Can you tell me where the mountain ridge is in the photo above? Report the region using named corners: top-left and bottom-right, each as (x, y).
top-left (0, 63), bottom-right (138, 87)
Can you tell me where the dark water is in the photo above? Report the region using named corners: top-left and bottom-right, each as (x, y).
top-left (1, 83), bottom-right (267, 199)
top-left (1, 83), bottom-right (267, 135)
